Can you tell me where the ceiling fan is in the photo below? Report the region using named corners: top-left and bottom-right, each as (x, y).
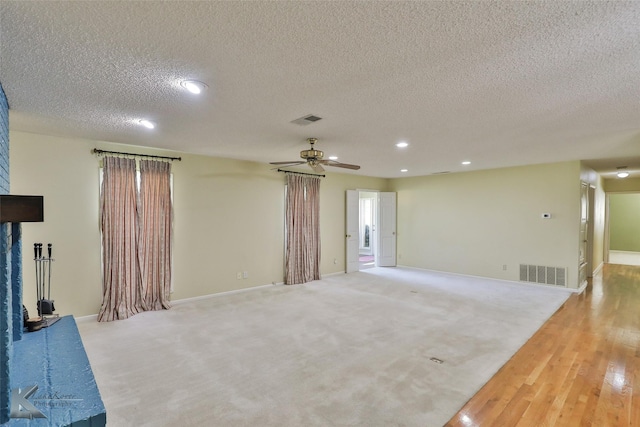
top-left (270, 138), bottom-right (361, 173)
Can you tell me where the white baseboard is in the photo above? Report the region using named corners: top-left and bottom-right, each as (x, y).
top-left (396, 264), bottom-right (577, 293)
top-left (592, 262), bottom-right (604, 276)
top-left (608, 250), bottom-right (640, 266)
top-left (76, 281), bottom-right (285, 319)
top-left (322, 271), bottom-right (347, 278)
top-left (171, 282), bottom-right (281, 306)
top-left (575, 280), bottom-right (588, 294)
top-left (75, 314), bottom-right (98, 323)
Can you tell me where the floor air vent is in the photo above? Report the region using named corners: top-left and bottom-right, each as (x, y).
top-left (519, 264), bottom-right (566, 287)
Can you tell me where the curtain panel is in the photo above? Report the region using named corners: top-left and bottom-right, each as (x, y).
top-left (138, 160), bottom-right (173, 310)
top-left (98, 157), bottom-right (173, 322)
top-left (98, 157), bottom-right (144, 321)
top-left (285, 174), bottom-right (321, 285)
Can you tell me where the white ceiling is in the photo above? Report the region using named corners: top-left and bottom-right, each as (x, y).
top-left (1, 1), bottom-right (639, 179)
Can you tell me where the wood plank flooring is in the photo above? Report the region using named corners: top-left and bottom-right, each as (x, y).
top-left (445, 264), bottom-right (640, 427)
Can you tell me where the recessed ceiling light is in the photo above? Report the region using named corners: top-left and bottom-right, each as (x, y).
top-left (400, 169), bottom-right (408, 173)
top-left (396, 141), bottom-right (409, 148)
top-left (180, 80), bottom-right (208, 95)
top-left (462, 161), bottom-right (471, 165)
top-left (328, 156), bottom-right (338, 160)
top-left (138, 119), bottom-right (155, 129)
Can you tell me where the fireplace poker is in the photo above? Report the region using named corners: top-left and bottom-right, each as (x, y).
top-left (33, 243), bottom-right (39, 313)
top-left (38, 243), bottom-right (44, 315)
top-left (47, 244), bottom-right (52, 300)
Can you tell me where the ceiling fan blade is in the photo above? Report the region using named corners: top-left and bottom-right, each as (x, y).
top-left (269, 161), bottom-right (306, 166)
top-left (309, 162), bottom-right (325, 173)
top-left (319, 160), bottom-right (361, 170)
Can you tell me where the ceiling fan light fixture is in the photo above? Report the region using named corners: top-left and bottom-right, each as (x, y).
top-left (180, 80), bottom-right (208, 94)
top-left (328, 156), bottom-right (338, 160)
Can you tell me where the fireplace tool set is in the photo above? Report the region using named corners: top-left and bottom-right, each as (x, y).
top-left (25, 243), bottom-right (60, 332)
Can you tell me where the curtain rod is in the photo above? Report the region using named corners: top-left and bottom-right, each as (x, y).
top-left (277, 169), bottom-right (325, 178)
top-left (92, 148), bottom-right (182, 161)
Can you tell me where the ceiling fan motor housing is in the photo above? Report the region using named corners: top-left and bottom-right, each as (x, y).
top-left (300, 138), bottom-right (323, 161)
top-left (300, 149), bottom-right (324, 161)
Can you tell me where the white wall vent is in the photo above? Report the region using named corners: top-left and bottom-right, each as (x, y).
top-left (519, 264), bottom-right (566, 287)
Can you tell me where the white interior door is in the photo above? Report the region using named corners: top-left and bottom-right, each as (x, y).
top-left (346, 190), bottom-right (359, 273)
top-left (378, 192), bottom-right (397, 267)
top-left (579, 182), bottom-right (589, 287)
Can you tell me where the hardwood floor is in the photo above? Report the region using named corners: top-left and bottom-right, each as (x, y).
top-left (445, 263), bottom-right (640, 427)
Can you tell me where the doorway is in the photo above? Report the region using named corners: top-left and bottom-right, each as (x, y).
top-left (359, 192), bottom-right (377, 269)
top-left (606, 192), bottom-right (640, 266)
top-left (346, 190), bottom-right (396, 273)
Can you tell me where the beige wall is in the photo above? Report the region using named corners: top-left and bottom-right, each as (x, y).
top-left (608, 193), bottom-right (640, 252)
top-left (390, 161), bottom-right (583, 288)
top-left (604, 177), bottom-right (640, 192)
top-left (10, 131), bottom-right (388, 316)
top-left (10, 129), bottom-right (604, 315)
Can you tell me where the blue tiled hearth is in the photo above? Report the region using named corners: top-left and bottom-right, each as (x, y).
top-left (5, 316), bottom-right (106, 426)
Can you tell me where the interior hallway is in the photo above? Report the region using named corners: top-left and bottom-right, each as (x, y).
top-left (446, 263), bottom-right (640, 426)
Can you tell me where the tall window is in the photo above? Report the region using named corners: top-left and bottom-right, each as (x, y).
top-left (98, 157), bottom-right (173, 322)
top-left (284, 173), bottom-right (321, 285)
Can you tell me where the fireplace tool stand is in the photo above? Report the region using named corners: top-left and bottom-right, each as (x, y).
top-left (32, 242), bottom-right (60, 329)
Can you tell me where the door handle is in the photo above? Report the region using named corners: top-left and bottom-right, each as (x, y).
top-left (346, 234), bottom-right (351, 238)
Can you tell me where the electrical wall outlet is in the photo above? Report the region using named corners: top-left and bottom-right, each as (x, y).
top-left (236, 272), bottom-right (242, 280)
top-left (243, 271), bottom-right (248, 279)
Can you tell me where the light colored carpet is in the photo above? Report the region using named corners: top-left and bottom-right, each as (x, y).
top-left (78, 267), bottom-right (571, 427)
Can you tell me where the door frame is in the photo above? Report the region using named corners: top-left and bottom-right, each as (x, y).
top-left (345, 189), bottom-right (396, 272)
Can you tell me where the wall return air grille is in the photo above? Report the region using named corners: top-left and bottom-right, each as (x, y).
top-left (519, 264), bottom-right (566, 287)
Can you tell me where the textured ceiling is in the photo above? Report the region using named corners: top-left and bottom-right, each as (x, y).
top-left (0, 1), bottom-right (639, 178)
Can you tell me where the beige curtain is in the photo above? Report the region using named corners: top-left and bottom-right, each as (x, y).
top-left (138, 160), bottom-right (173, 310)
top-left (285, 174), bottom-right (321, 284)
top-left (98, 157), bottom-right (144, 322)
